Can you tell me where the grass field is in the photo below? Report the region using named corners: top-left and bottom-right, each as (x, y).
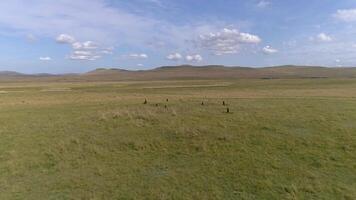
top-left (0, 78), bottom-right (355, 199)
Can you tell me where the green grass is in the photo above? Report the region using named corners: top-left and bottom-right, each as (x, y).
top-left (0, 79), bottom-right (355, 199)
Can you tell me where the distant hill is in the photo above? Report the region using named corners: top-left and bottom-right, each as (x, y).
top-left (0, 71), bottom-right (25, 77)
top-left (1, 65), bottom-right (356, 82)
top-left (0, 70), bottom-right (61, 81)
top-left (80, 65), bottom-right (356, 81)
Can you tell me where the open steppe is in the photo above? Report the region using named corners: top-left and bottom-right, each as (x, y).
top-left (0, 76), bottom-right (355, 199)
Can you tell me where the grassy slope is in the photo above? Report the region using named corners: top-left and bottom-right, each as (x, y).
top-left (0, 79), bottom-right (355, 199)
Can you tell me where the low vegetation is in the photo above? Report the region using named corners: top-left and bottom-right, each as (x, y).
top-left (0, 78), bottom-right (355, 199)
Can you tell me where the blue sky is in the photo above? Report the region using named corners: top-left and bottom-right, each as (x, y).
top-left (1, 0), bottom-right (356, 73)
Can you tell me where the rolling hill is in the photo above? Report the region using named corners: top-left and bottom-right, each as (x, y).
top-left (1, 65), bottom-right (356, 82)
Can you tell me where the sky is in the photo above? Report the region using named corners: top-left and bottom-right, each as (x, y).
top-left (1, 0), bottom-right (356, 73)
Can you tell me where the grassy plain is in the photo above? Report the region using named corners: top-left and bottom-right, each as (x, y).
top-left (0, 78), bottom-right (355, 199)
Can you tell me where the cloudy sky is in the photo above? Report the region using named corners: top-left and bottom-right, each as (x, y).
top-left (1, 0), bottom-right (356, 73)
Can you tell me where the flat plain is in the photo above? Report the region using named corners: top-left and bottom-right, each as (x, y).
top-left (0, 78), bottom-right (355, 199)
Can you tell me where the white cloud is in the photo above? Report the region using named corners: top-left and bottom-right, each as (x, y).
top-left (72, 41), bottom-right (98, 50)
top-left (262, 46), bottom-right (278, 54)
top-left (69, 53), bottom-right (101, 61)
top-left (197, 28), bottom-right (261, 55)
top-left (186, 54), bottom-right (203, 62)
top-left (39, 56), bottom-right (52, 61)
top-left (334, 9), bottom-right (356, 22)
top-left (72, 51), bottom-right (93, 56)
top-left (101, 47), bottom-right (114, 53)
top-left (69, 50), bottom-right (102, 61)
top-left (167, 53), bottom-right (202, 62)
top-left (56, 34), bottom-right (76, 44)
top-left (310, 33), bottom-right (332, 43)
top-left (101, 50), bottom-right (113, 55)
top-left (257, 0), bottom-right (270, 8)
top-left (238, 32), bottom-right (261, 43)
top-left (123, 53), bottom-right (148, 59)
top-left (137, 63), bottom-right (144, 67)
top-left (55, 33), bottom-right (112, 61)
top-left (317, 33), bottom-right (332, 42)
top-left (166, 53), bottom-right (183, 61)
